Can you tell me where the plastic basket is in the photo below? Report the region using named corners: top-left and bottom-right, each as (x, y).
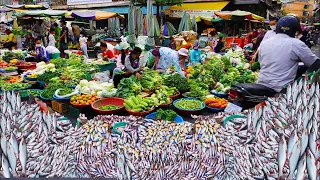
top-left (98, 62), bottom-right (116, 72)
top-left (49, 53), bottom-right (61, 59)
top-left (19, 90), bottom-right (29, 98)
top-left (52, 100), bottom-right (69, 113)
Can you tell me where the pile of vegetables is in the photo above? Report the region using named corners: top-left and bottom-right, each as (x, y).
top-left (140, 69), bottom-right (163, 90)
top-left (184, 80), bottom-right (209, 100)
top-left (0, 61), bottom-right (9, 68)
top-left (0, 82), bottom-right (29, 91)
top-left (99, 105), bottom-right (121, 111)
top-left (75, 80), bottom-right (115, 98)
top-left (0, 76), bottom-right (21, 83)
top-left (124, 95), bottom-right (155, 112)
top-left (5, 66), bottom-right (17, 71)
top-left (164, 73), bottom-right (189, 92)
top-left (151, 90), bottom-right (171, 105)
top-left (70, 94), bottom-right (98, 106)
top-left (55, 87), bottom-right (77, 97)
top-left (41, 83), bottom-right (64, 99)
top-left (37, 71), bottom-right (60, 83)
top-left (27, 62), bottom-right (56, 75)
top-left (159, 86), bottom-right (178, 97)
top-left (175, 99), bottom-right (204, 110)
top-left (116, 76), bottom-right (142, 98)
top-left (2, 50), bottom-right (25, 62)
top-left (205, 97), bottom-right (228, 109)
top-left (26, 89), bottom-right (42, 97)
top-left (156, 109), bottom-right (177, 122)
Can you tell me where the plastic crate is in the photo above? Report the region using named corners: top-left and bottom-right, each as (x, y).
top-left (98, 62), bottom-right (116, 72)
top-left (49, 53), bottom-right (61, 59)
top-left (68, 105), bottom-right (81, 118)
top-left (52, 100), bottom-right (69, 113)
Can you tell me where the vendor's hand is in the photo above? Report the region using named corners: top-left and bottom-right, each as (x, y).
top-left (135, 73), bottom-right (142, 80)
top-left (251, 54), bottom-right (257, 62)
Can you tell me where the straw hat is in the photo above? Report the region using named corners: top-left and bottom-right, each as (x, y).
top-left (178, 48), bottom-right (188, 57)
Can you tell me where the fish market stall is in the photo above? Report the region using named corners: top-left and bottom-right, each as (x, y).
top-left (0, 75), bottom-right (318, 178)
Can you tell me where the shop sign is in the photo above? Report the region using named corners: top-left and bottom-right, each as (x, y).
top-left (234, 0), bottom-right (260, 4)
top-left (168, 10), bottom-right (218, 18)
top-left (67, 0), bottom-right (112, 5)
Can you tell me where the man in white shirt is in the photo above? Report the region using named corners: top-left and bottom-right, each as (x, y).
top-left (257, 15), bottom-right (320, 92)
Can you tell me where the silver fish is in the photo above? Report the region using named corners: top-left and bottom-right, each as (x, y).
top-left (277, 135), bottom-right (286, 177)
top-left (19, 136), bottom-right (27, 175)
top-left (2, 154), bottom-right (11, 178)
top-left (7, 142), bottom-right (17, 176)
top-left (300, 128), bottom-right (309, 156)
top-left (1, 133), bottom-right (7, 156)
top-left (289, 140), bottom-right (301, 179)
top-left (296, 153), bottom-right (306, 180)
top-left (306, 149), bottom-right (317, 180)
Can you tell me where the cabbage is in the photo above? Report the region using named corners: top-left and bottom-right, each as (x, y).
top-left (36, 62), bottom-right (46, 68)
top-left (102, 88), bottom-right (117, 97)
top-left (100, 82), bottom-right (114, 90)
top-left (47, 64), bottom-right (55, 69)
top-left (79, 80), bottom-right (89, 87)
top-left (82, 87), bottom-right (91, 94)
top-left (97, 91), bottom-right (103, 98)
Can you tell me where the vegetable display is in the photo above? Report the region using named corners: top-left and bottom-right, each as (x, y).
top-left (75, 80), bottom-right (114, 97)
top-left (116, 76), bottom-right (142, 98)
top-left (0, 82), bottom-right (29, 90)
top-left (124, 95), bottom-right (155, 112)
top-left (99, 105), bottom-right (121, 111)
top-left (164, 73), bottom-right (189, 92)
top-left (55, 87), bottom-right (78, 98)
top-left (156, 109), bottom-right (177, 122)
top-left (41, 83), bottom-right (64, 99)
top-left (26, 89), bottom-right (42, 97)
top-left (5, 66), bottom-right (17, 71)
top-left (159, 86), bottom-right (178, 97)
top-left (70, 94), bottom-right (99, 106)
top-left (37, 71), bottom-right (60, 82)
top-left (175, 99), bottom-right (204, 110)
top-left (185, 80), bottom-right (209, 100)
top-left (140, 69), bottom-right (163, 90)
top-left (205, 97), bottom-right (228, 109)
top-left (151, 90), bottom-right (171, 105)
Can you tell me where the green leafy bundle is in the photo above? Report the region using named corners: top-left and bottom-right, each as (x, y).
top-left (140, 70), bottom-right (163, 90)
top-left (164, 73), bottom-right (189, 92)
top-left (156, 109), bottom-right (177, 122)
top-left (116, 76), bottom-right (143, 98)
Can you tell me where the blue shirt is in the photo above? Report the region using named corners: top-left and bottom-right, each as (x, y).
top-left (190, 49), bottom-right (201, 65)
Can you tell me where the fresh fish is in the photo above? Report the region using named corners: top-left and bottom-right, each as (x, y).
top-left (287, 129), bottom-right (298, 157)
top-left (306, 149), bottom-right (317, 180)
top-left (296, 154), bottom-right (306, 180)
top-left (289, 140), bottom-right (301, 179)
top-left (277, 135), bottom-right (286, 177)
top-left (2, 154), bottom-right (11, 178)
top-left (7, 142), bottom-right (17, 176)
top-left (300, 128), bottom-right (309, 156)
top-left (19, 136), bottom-right (27, 175)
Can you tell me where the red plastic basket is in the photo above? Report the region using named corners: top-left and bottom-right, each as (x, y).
top-left (170, 92), bottom-right (181, 100)
top-left (159, 98), bottom-right (172, 108)
top-left (91, 98), bottom-right (125, 115)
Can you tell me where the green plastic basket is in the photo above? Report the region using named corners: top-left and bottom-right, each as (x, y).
top-left (98, 62), bottom-right (116, 72)
top-left (49, 53), bottom-right (61, 59)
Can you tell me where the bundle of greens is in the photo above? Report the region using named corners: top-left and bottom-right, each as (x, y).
top-left (140, 70), bottom-right (163, 90)
top-left (116, 76), bottom-right (143, 98)
top-left (156, 109), bottom-right (177, 122)
top-left (164, 73), bottom-right (189, 92)
top-left (251, 61), bottom-right (260, 72)
top-left (37, 71), bottom-right (60, 82)
top-left (186, 80), bottom-right (209, 100)
top-left (41, 83), bottom-right (64, 99)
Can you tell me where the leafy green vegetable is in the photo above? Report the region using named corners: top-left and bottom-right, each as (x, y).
top-left (186, 80), bottom-right (209, 100)
top-left (0, 82), bottom-right (29, 90)
top-left (42, 83), bottom-right (64, 99)
top-left (116, 76), bottom-right (143, 98)
top-left (37, 71), bottom-right (60, 82)
top-left (57, 87), bottom-right (74, 96)
top-left (140, 69), bottom-right (163, 90)
top-left (156, 109), bottom-right (177, 122)
top-left (164, 73), bottom-right (189, 92)
top-left (251, 61), bottom-right (260, 71)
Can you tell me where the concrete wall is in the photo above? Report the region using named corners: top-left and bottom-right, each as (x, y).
top-left (284, 0), bottom-right (314, 17)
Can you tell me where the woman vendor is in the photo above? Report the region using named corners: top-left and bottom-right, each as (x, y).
top-left (189, 40), bottom-right (202, 65)
top-left (113, 47), bottom-right (142, 87)
top-left (24, 33), bottom-right (35, 51)
top-left (112, 42), bottom-right (131, 79)
top-left (3, 29), bottom-right (17, 50)
top-left (31, 39), bottom-right (50, 62)
top-left (100, 42), bottom-right (115, 61)
top-left (150, 47), bottom-right (188, 76)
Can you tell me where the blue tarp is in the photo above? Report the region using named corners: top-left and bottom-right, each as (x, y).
top-left (100, 5), bottom-right (169, 14)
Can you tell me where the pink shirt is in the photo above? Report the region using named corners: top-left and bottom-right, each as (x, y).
top-left (116, 54), bottom-right (125, 69)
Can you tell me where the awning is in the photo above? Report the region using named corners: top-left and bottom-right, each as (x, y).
top-left (24, 4), bottom-right (44, 9)
top-left (100, 5), bottom-right (169, 14)
top-left (214, 10), bottom-right (264, 22)
top-left (165, 1), bottom-right (229, 18)
top-left (14, 10), bottom-right (70, 17)
top-left (72, 10), bottom-right (123, 20)
top-left (0, 7), bottom-right (12, 13)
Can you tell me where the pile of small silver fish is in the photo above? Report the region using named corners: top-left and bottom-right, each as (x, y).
top-left (244, 79), bottom-right (319, 180)
top-left (0, 78), bottom-right (318, 179)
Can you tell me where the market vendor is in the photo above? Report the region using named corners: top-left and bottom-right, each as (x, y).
top-left (257, 15), bottom-right (320, 93)
top-left (125, 47), bottom-right (143, 79)
top-left (150, 47), bottom-right (188, 76)
top-left (112, 42), bottom-right (131, 79)
top-left (214, 35), bottom-right (227, 54)
top-left (24, 33), bottom-right (35, 51)
top-left (3, 29), bottom-right (17, 50)
top-left (189, 40), bottom-right (202, 65)
top-left (100, 42), bottom-right (115, 61)
top-left (31, 38), bottom-right (50, 62)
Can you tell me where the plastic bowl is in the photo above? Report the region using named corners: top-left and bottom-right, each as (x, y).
top-left (170, 92), bottom-right (181, 100)
top-left (92, 98), bottom-right (125, 115)
top-left (210, 90), bottom-right (229, 99)
top-left (206, 106), bottom-right (225, 113)
top-left (146, 112), bottom-right (184, 123)
top-left (37, 80), bottom-right (46, 88)
top-left (53, 94), bottom-right (71, 102)
top-left (112, 122), bottom-right (128, 135)
top-left (159, 98), bottom-right (172, 108)
top-left (173, 98), bottom-right (205, 115)
top-left (126, 107), bottom-right (155, 116)
top-left (24, 74), bottom-right (37, 81)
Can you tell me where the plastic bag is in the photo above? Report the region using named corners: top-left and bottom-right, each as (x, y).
top-left (92, 71), bottom-right (110, 82)
top-left (46, 46), bottom-right (60, 54)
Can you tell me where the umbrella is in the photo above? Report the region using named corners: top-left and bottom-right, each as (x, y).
top-left (146, 0), bottom-right (155, 46)
top-left (178, 11), bottom-right (191, 33)
top-left (72, 10), bottom-right (122, 20)
top-left (136, 8), bottom-right (143, 36)
top-left (127, 4), bottom-right (137, 44)
top-left (192, 16), bottom-right (197, 32)
top-left (0, 7), bottom-right (12, 13)
top-left (214, 10), bottom-right (264, 22)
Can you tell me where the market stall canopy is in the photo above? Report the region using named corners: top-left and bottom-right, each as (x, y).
top-left (214, 10), bottom-right (264, 22)
top-left (0, 7), bottom-right (12, 13)
top-left (14, 10), bottom-right (71, 17)
top-left (6, 4), bottom-right (48, 9)
top-left (165, 1), bottom-right (229, 18)
top-left (101, 5), bottom-right (169, 14)
top-left (71, 10), bottom-right (123, 20)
